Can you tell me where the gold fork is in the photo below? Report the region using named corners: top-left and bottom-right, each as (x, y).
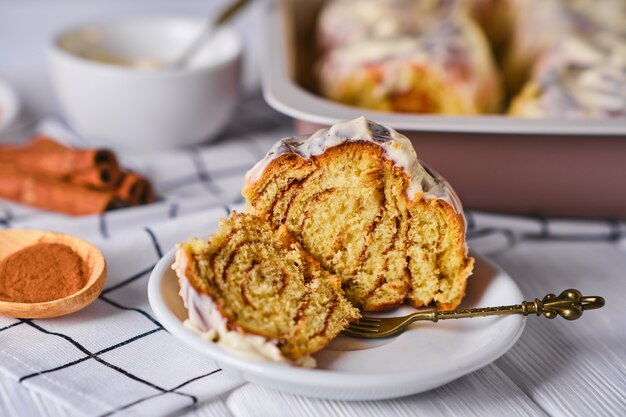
top-left (343, 289), bottom-right (605, 339)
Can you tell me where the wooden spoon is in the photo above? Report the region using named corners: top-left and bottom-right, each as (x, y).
top-left (0, 230), bottom-right (106, 319)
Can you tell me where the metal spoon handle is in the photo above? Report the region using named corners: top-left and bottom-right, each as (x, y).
top-left (214, 0), bottom-right (251, 26)
top-left (415, 289), bottom-right (605, 323)
top-left (171, 0), bottom-right (251, 69)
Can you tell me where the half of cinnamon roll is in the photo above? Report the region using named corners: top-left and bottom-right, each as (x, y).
top-left (173, 212), bottom-right (359, 365)
top-left (243, 117), bottom-right (474, 312)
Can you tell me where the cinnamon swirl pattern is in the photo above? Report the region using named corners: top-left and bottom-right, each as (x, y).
top-left (174, 212), bottom-right (359, 361)
top-left (243, 118), bottom-right (473, 311)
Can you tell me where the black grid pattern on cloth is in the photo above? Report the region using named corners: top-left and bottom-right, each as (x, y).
top-left (99, 212), bottom-right (110, 239)
top-left (465, 214), bottom-right (624, 245)
top-left (7, 210), bottom-right (620, 415)
top-left (153, 150), bottom-right (229, 197)
top-left (97, 369), bottom-right (223, 417)
top-left (18, 327), bottom-right (163, 383)
top-left (0, 202), bottom-right (14, 228)
top-left (168, 201), bottom-right (179, 219)
top-left (4, 223), bottom-right (223, 417)
top-left (190, 150), bottom-right (223, 197)
top-left (0, 320), bottom-right (23, 333)
top-left (148, 95), bottom-right (290, 197)
top-left (22, 320), bottom-right (187, 396)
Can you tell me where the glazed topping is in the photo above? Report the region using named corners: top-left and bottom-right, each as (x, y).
top-left (321, 17), bottom-right (474, 71)
top-left (244, 117), bottom-right (463, 213)
top-left (318, 0), bottom-right (458, 49)
top-left (563, 0), bottom-right (626, 36)
top-left (173, 249), bottom-right (315, 367)
top-left (517, 0), bottom-right (626, 44)
top-left (535, 37), bottom-right (626, 117)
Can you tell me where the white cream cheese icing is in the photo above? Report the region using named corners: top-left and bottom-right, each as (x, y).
top-left (317, 0), bottom-right (458, 50)
top-left (533, 36), bottom-right (626, 118)
top-left (172, 248), bottom-right (316, 368)
top-left (243, 117), bottom-right (464, 215)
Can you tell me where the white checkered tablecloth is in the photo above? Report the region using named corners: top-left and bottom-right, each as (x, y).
top-left (1, 95), bottom-right (626, 417)
top-left (0, 95), bottom-right (286, 417)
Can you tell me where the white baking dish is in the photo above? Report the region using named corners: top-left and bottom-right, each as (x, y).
top-left (260, 0), bottom-right (626, 218)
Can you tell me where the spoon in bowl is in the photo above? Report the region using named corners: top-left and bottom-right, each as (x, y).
top-left (169, 0), bottom-right (251, 70)
top-left (0, 230), bottom-right (106, 319)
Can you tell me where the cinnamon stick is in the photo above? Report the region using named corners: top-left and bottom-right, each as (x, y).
top-left (116, 171), bottom-right (155, 206)
top-left (0, 136), bottom-right (122, 189)
top-left (29, 136), bottom-right (66, 151)
top-left (69, 163), bottom-right (123, 189)
top-left (0, 136), bottom-right (155, 214)
top-left (0, 165), bottom-right (118, 216)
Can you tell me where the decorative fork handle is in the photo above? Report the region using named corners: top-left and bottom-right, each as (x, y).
top-left (411, 289), bottom-right (604, 323)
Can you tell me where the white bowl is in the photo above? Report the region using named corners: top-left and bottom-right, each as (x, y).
top-left (48, 16), bottom-right (242, 150)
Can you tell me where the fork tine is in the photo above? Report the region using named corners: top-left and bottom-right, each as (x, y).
top-left (343, 312), bottom-right (419, 338)
top-left (347, 324), bottom-right (380, 333)
top-left (351, 320), bottom-right (380, 327)
top-left (355, 316), bottom-right (382, 324)
top-left (342, 328), bottom-right (379, 338)
top-left (341, 328), bottom-right (368, 338)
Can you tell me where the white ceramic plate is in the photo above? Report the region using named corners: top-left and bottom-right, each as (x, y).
top-left (149, 247), bottom-right (525, 400)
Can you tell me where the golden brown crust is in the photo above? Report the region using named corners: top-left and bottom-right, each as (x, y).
top-left (508, 80), bottom-right (542, 117)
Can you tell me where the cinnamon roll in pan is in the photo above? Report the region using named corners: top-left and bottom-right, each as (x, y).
top-left (316, 16), bottom-right (501, 115)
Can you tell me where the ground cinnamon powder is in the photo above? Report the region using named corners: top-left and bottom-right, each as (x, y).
top-left (0, 243), bottom-right (88, 303)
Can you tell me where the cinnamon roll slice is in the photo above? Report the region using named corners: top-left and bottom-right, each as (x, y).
top-left (243, 117), bottom-right (474, 311)
top-left (174, 212), bottom-right (359, 363)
